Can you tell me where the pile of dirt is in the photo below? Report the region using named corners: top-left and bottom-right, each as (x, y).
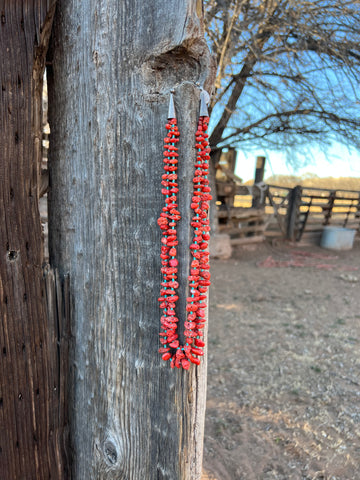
top-left (202, 240), bottom-right (360, 480)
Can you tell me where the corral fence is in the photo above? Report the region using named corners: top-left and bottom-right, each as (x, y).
top-left (216, 181), bottom-right (360, 245)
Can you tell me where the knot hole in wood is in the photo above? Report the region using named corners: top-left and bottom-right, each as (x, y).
top-left (103, 439), bottom-right (118, 466)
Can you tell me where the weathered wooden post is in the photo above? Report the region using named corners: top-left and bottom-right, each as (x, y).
top-left (324, 190), bottom-right (336, 225)
top-left (48, 1), bottom-right (210, 478)
top-left (0, 2), bottom-right (68, 478)
top-left (286, 185), bottom-right (303, 241)
top-left (252, 155), bottom-right (266, 208)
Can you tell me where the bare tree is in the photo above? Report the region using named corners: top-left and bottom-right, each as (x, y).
top-left (205, 0), bottom-right (360, 162)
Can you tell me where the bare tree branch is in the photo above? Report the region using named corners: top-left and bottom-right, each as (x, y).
top-left (204, 0), bottom-right (360, 159)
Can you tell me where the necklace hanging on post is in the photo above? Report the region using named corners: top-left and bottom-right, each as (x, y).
top-left (157, 90), bottom-right (212, 370)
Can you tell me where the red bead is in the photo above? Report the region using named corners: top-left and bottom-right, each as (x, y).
top-left (195, 339), bottom-right (205, 347)
top-left (167, 295), bottom-right (179, 302)
top-left (162, 353), bottom-right (172, 361)
top-left (191, 347), bottom-right (204, 356)
top-left (189, 356), bottom-right (201, 365)
top-left (184, 322), bottom-right (196, 329)
top-left (181, 359), bottom-right (190, 370)
top-left (184, 330), bottom-right (197, 338)
top-left (159, 347), bottom-right (170, 353)
top-left (167, 334), bottom-right (178, 343)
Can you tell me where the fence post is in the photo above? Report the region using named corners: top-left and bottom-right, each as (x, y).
top-left (356, 193), bottom-right (360, 232)
top-left (324, 190), bottom-right (336, 225)
top-left (252, 156), bottom-right (266, 208)
top-left (286, 185), bottom-right (302, 241)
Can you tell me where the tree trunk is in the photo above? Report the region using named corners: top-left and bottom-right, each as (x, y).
top-left (0, 2), bottom-right (68, 478)
top-left (48, 1), bottom-right (211, 478)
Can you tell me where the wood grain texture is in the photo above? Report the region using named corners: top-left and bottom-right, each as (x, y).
top-left (0, 1), bottom-right (67, 478)
top-left (48, 1), bottom-right (211, 478)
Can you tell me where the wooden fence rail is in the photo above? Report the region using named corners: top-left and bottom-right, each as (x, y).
top-left (216, 181), bottom-right (360, 244)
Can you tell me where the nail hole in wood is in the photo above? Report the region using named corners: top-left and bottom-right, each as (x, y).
top-left (2, 347), bottom-right (6, 355)
top-left (15, 441), bottom-right (19, 449)
top-left (23, 293), bottom-right (27, 302)
top-left (7, 250), bottom-right (18, 261)
top-left (4, 296), bottom-right (7, 305)
top-left (22, 343), bottom-right (26, 352)
top-left (14, 131), bottom-right (19, 144)
top-left (36, 388), bottom-right (39, 396)
top-left (9, 188), bottom-right (14, 199)
top-left (17, 75), bottom-right (21, 88)
top-left (25, 242), bottom-right (29, 251)
top-left (0, 398), bottom-right (3, 407)
top-left (20, 18), bottom-right (24, 30)
top-left (1, 13), bottom-right (5, 24)
top-left (1, 85), bottom-right (5, 91)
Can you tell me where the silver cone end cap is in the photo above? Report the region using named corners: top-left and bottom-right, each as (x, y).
top-left (200, 90), bottom-right (210, 117)
top-left (168, 92), bottom-right (176, 119)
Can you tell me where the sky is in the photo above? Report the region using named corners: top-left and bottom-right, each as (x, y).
top-left (235, 142), bottom-right (360, 182)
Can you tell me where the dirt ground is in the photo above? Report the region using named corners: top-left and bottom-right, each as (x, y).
top-left (202, 239), bottom-right (360, 480)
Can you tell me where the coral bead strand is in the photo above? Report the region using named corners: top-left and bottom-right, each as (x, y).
top-left (157, 118), bottom-right (180, 361)
top-left (185, 115), bottom-right (211, 364)
top-left (157, 92), bottom-right (211, 370)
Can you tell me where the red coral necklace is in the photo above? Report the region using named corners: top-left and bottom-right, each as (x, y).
top-left (157, 92), bottom-right (211, 370)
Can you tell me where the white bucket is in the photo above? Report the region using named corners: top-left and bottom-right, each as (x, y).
top-left (320, 227), bottom-right (356, 250)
